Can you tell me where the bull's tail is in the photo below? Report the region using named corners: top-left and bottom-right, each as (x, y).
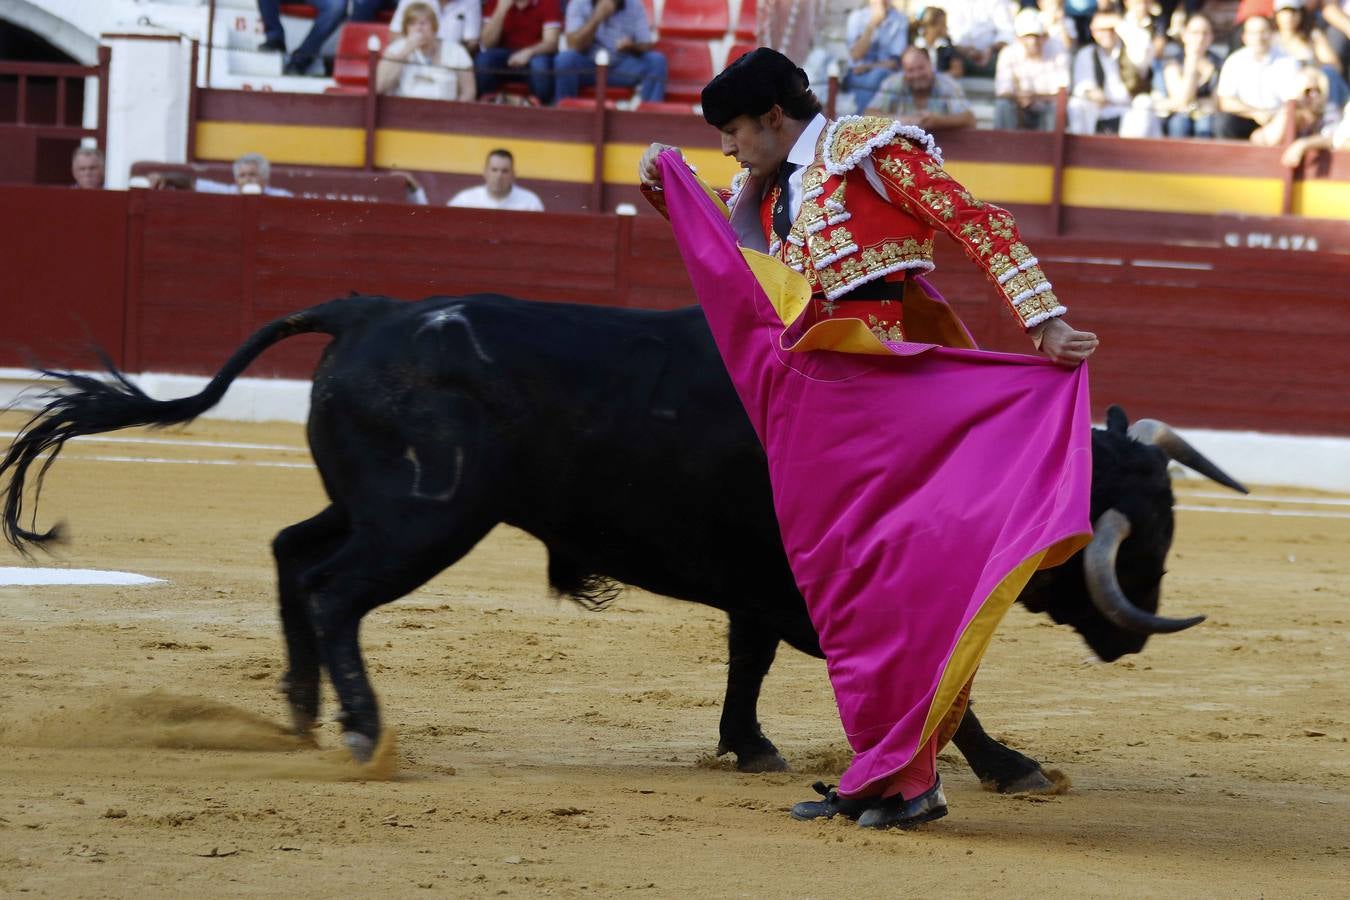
top-left (1, 295), bottom-right (386, 555)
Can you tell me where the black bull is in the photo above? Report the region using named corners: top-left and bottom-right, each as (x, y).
top-left (0, 294), bottom-right (1247, 791)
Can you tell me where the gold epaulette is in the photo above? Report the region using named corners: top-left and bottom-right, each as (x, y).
top-left (821, 116), bottom-right (945, 177)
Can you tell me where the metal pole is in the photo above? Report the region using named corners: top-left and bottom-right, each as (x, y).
top-left (1048, 88), bottom-right (1068, 237)
top-left (363, 45), bottom-right (379, 170)
top-left (96, 46), bottom-right (111, 151)
top-left (206, 0), bottom-right (217, 88)
top-left (589, 49), bottom-right (610, 213)
top-left (187, 39), bottom-right (201, 161)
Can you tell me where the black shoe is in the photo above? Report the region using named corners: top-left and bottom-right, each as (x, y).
top-left (855, 778), bottom-right (948, 830)
top-left (258, 38), bottom-right (286, 53)
top-left (789, 781), bottom-right (880, 822)
top-left (283, 57), bottom-right (313, 76)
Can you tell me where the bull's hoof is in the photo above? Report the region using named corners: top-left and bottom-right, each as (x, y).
top-left (996, 768), bottom-right (1067, 795)
top-left (736, 751), bottom-right (790, 773)
top-left (342, 731), bottom-right (377, 764)
top-left (289, 705), bottom-right (318, 738)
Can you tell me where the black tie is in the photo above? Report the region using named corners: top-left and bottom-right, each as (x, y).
top-left (772, 161), bottom-right (797, 241)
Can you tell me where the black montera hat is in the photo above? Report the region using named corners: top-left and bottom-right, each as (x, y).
top-left (701, 47), bottom-right (811, 128)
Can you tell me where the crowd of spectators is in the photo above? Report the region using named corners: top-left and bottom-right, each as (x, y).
top-left (827, 0), bottom-right (1350, 156)
top-left (248, 0), bottom-right (1350, 158)
top-left (259, 0), bottom-right (667, 105)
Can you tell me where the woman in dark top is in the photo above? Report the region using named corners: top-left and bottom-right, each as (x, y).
top-left (1156, 14), bottom-right (1223, 137)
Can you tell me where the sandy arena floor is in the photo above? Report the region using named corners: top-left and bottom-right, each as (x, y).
top-left (0, 412), bottom-right (1346, 898)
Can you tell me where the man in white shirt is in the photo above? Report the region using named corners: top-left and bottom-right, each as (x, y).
top-left (448, 148), bottom-right (546, 211)
top-left (1216, 15), bottom-right (1301, 140)
top-left (1068, 13), bottom-right (1136, 134)
top-left (995, 9), bottom-right (1070, 131)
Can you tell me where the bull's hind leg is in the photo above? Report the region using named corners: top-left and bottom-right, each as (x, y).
top-left (951, 704), bottom-right (1055, 793)
top-left (273, 505), bottom-right (349, 737)
top-left (717, 613), bottom-right (788, 772)
top-left (301, 510), bottom-right (497, 762)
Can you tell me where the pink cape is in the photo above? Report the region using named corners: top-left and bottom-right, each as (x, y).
top-left (657, 152), bottom-right (1094, 796)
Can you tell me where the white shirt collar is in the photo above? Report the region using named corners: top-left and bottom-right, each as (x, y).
top-left (786, 113), bottom-right (827, 168)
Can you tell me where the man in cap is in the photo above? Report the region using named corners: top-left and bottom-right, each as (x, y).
top-left (637, 47), bottom-right (1097, 829)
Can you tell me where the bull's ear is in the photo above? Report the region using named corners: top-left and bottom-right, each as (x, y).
top-left (1105, 405), bottom-right (1129, 435)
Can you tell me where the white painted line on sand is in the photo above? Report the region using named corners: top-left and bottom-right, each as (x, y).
top-left (65, 455), bottom-right (313, 470)
top-left (1175, 504), bottom-right (1350, 521)
top-left (0, 567), bottom-right (164, 586)
top-left (1180, 491), bottom-right (1350, 508)
top-left (0, 431), bottom-right (306, 453)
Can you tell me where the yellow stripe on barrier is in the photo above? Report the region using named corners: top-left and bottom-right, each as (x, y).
top-left (1293, 179), bottom-right (1350, 220)
top-left (1063, 166), bottom-right (1284, 215)
top-left (195, 122), bottom-right (366, 168)
top-left (944, 161), bottom-right (1053, 205)
top-left (375, 130), bottom-right (594, 182)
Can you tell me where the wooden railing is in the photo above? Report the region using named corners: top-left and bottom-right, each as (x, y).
top-left (0, 47), bottom-right (111, 153)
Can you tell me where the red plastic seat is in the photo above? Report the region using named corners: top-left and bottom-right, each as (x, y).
top-left (725, 41), bottom-right (755, 68)
top-left (333, 22), bottom-right (393, 87)
top-left (655, 37), bottom-right (714, 104)
top-left (733, 0), bottom-right (757, 41)
top-left (280, 3), bottom-right (392, 22)
top-left (658, 0), bottom-right (730, 39)
top-left (579, 82), bottom-right (636, 101)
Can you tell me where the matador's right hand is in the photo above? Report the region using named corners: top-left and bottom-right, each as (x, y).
top-left (639, 143), bottom-right (680, 187)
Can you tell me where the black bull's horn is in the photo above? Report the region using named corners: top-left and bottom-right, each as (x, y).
top-left (1085, 509), bottom-right (1206, 634)
top-left (1127, 418), bottom-right (1250, 494)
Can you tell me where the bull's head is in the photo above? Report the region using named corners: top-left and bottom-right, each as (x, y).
top-left (1020, 405), bottom-right (1248, 661)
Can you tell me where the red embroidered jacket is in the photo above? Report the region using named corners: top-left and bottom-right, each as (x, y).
top-left (644, 116), bottom-right (1066, 333)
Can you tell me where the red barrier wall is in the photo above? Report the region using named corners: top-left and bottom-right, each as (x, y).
top-left (3, 185), bottom-right (1348, 436)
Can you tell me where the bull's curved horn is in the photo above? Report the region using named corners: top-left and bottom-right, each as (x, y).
top-left (1085, 509), bottom-right (1206, 634)
top-left (1127, 419), bottom-right (1249, 494)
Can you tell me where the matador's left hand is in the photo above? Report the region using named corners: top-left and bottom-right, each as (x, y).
top-left (1035, 317), bottom-right (1098, 367)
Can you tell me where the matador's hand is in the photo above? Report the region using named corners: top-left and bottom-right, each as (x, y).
top-left (639, 142), bottom-right (680, 187)
top-left (1035, 317), bottom-right (1098, 367)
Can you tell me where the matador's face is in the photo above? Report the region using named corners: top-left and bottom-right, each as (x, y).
top-left (717, 113), bottom-right (788, 179)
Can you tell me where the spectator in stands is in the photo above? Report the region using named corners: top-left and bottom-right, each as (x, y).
top-left (912, 5), bottom-right (962, 76)
top-left (1281, 95), bottom-right (1350, 164)
top-left (1039, 0), bottom-right (1083, 52)
top-left (195, 153), bottom-right (296, 196)
top-left (71, 147), bottom-right (104, 190)
top-left (376, 0), bottom-right (476, 100)
top-left (555, 0), bottom-right (667, 104)
top-left (1155, 13), bottom-right (1223, 137)
top-left (448, 148), bottom-right (546, 210)
top-left (1117, 0), bottom-right (1161, 75)
top-left (939, 0), bottom-right (1017, 76)
top-left (1250, 64), bottom-right (1336, 144)
top-left (1273, 0), bottom-right (1349, 106)
top-left (1216, 16), bottom-right (1300, 139)
top-left (868, 45), bottom-right (976, 130)
top-left (438, 0), bottom-right (483, 53)
top-left (477, 0), bottom-right (563, 103)
top-left (1068, 12), bottom-right (1142, 134)
top-left (839, 0), bottom-right (910, 115)
top-left (995, 9), bottom-right (1070, 130)
top-left (257, 0), bottom-right (397, 76)
top-left (1324, 1), bottom-right (1350, 79)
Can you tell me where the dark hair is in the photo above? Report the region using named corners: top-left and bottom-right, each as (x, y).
top-left (487, 148), bottom-right (514, 164)
top-left (701, 47), bottom-right (821, 127)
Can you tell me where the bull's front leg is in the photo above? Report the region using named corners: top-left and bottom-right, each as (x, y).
top-left (716, 613), bottom-right (788, 772)
top-left (950, 704), bottom-right (1057, 793)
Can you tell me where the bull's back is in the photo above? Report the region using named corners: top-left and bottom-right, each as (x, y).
top-left (306, 294), bottom-right (795, 608)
